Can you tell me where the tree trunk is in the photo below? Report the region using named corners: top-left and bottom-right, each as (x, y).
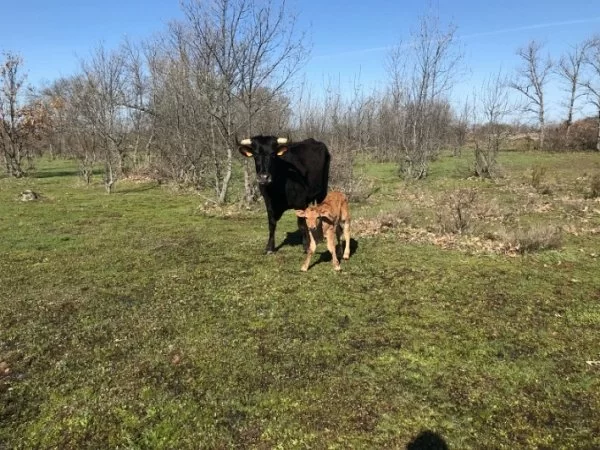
top-left (539, 108), bottom-right (545, 151)
top-left (243, 162), bottom-right (256, 205)
top-left (565, 111), bottom-right (573, 139)
top-left (597, 109), bottom-right (600, 152)
top-left (217, 147), bottom-right (232, 204)
top-left (104, 161), bottom-right (115, 194)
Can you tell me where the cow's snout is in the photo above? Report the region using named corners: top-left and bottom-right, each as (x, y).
top-left (257, 173), bottom-right (272, 185)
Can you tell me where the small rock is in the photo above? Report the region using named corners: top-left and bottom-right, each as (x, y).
top-left (0, 361), bottom-right (10, 375)
top-left (20, 190), bottom-right (39, 202)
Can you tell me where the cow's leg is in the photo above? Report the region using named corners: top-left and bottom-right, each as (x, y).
top-left (301, 230), bottom-right (317, 271)
top-left (297, 216), bottom-right (309, 253)
top-left (326, 227), bottom-right (341, 271)
top-left (265, 214), bottom-right (277, 254)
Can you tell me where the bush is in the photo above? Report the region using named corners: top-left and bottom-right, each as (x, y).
top-left (588, 174), bottom-right (600, 199)
top-left (505, 225), bottom-right (562, 254)
top-left (545, 118), bottom-right (598, 152)
top-left (436, 188), bottom-right (478, 234)
top-left (530, 165), bottom-right (547, 189)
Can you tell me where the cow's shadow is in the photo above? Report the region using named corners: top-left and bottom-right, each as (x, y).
top-left (406, 430), bottom-right (449, 450)
top-left (276, 229), bottom-right (305, 251)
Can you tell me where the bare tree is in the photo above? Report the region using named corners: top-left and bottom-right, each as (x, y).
top-left (47, 75), bottom-right (102, 184)
top-left (582, 36), bottom-right (600, 151)
top-left (510, 40), bottom-right (552, 150)
top-left (79, 44), bottom-right (128, 193)
top-left (235, 0), bottom-right (308, 203)
top-left (473, 70), bottom-right (514, 177)
top-left (555, 41), bottom-right (590, 136)
top-left (121, 38), bottom-right (155, 170)
top-left (386, 14), bottom-right (462, 179)
top-left (144, 28), bottom-right (210, 187)
top-left (181, 0), bottom-right (307, 204)
top-left (452, 98), bottom-right (471, 156)
top-left (0, 53), bottom-right (28, 177)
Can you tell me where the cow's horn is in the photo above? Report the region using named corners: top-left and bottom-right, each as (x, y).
top-left (277, 137), bottom-right (288, 144)
top-left (240, 138), bottom-right (252, 146)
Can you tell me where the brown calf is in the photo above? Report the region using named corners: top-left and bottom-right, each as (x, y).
top-left (295, 191), bottom-right (351, 271)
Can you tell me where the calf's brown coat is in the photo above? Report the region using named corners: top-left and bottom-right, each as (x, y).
top-left (295, 191), bottom-right (351, 271)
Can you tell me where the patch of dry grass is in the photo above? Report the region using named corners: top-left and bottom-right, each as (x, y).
top-left (502, 224), bottom-right (563, 254)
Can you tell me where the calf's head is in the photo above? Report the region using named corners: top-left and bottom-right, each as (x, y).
top-left (295, 206), bottom-right (334, 233)
top-left (238, 136), bottom-right (289, 186)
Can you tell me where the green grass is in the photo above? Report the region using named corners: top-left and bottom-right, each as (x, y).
top-left (1, 153), bottom-right (600, 449)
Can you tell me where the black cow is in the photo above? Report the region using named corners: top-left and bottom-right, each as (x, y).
top-left (238, 135), bottom-right (330, 254)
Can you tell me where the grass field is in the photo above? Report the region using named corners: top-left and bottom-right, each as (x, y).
top-left (1, 152), bottom-right (600, 449)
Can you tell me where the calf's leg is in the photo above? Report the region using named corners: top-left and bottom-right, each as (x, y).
top-left (342, 220), bottom-right (351, 260)
top-left (301, 230), bottom-right (317, 272)
top-left (325, 226), bottom-right (341, 271)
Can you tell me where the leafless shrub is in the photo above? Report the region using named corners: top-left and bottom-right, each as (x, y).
top-left (378, 213), bottom-right (407, 231)
top-left (387, 203), bottom-right (413, 227)
top-left (472, 71), bottom-right (514, 178)
top-left (530, 165), bottom-right (547, 189)
top-left (436, 188), bottom-right (478, 234)
top-left (561, 199), bottom-right (588, 217)
top-left (353, 205), bottom-right (412, 237)
top-left (588, 173), bottom-right (600, 198)
top-left (386, 13), bottom-right (462, 179)
top-left (504, 224), bottom-right (562, 254)
top-left (331, 174), bottom-right (378, 203)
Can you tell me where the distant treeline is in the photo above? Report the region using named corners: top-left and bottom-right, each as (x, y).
top-left (1, 0), bottom-right (599, 202)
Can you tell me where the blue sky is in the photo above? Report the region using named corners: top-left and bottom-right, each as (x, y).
top-left (2, 0), bottom-right (600, 121)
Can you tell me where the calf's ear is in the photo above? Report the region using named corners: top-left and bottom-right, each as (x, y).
top-left (294, 209), bottom-right (306, 218)
top-left (318, 208), bottom-right (334, 222)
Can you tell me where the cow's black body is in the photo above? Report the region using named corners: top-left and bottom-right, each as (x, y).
top-left (239, 135), bottom-right (330, 253)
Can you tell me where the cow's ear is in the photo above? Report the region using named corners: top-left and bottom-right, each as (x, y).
top-left (294, 209), bottom-right (306, 218)
top-left (238, 146), bottom-right (253, 157)
top-left (276, 146), bottom-right (288, 156)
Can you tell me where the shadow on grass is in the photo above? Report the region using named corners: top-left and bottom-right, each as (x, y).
top-left (34, 168), bottom-right (104, 179)
top-left (34, 169), bottom-right (79, 178)
top-left (276, 229), bottom-right (305, 251)
top-left (307, 238), bottom-right (359, 270)
top-left (277, 230), bottom-right (359, 256)
top-left (114, 183), bottom-right (160, 194)
top-left (406, 430), bottom-right (449, 450)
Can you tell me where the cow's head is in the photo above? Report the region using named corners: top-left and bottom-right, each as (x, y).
top-left (237, 135), bottom-right (289, 186)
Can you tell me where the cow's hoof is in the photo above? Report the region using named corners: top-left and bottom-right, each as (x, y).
top-left (334, 265), bottom-right (341, 271)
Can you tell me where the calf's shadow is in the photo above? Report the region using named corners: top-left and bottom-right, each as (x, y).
top-left (277, 229), bottom-right (358, 270)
